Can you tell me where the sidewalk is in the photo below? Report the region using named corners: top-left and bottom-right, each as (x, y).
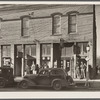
top-left (74, 79), bottom-right (100, 88)
top-left (14, 77), bottom-right (100, 88)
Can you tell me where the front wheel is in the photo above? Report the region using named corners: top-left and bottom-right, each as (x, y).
top-left (19, 81), bottom-right (28, 89)
top-left (52, 81), bottom-right (62, 90)
top-left (0, 79), bottom-right (6, 88)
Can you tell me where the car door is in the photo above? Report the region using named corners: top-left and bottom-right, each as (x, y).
top-left (36, 69), bottom-right (51, 86)
top-left (50, 69), bottom-right (66, 81)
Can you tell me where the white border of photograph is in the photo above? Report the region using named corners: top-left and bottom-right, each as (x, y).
top-left (0, 1), bottom-right (100, 99)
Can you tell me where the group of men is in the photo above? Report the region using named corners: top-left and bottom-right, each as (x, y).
top-left (25, 61), bottom-right (39, 75)
top-left (25, 61), bottom-right (50, 75)
top-left (75, 61), bottom-right (87, 79)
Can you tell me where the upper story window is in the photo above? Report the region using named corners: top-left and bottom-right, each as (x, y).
top-left (21, 16), bottom-right (30, 36)
top-left (52, 13), bottom-right (62, 35)
top-left (68, 13), bottom-right (77, 34)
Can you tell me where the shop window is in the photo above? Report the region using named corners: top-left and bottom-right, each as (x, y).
top-left (77, 43), bottom-right (82, 54)
top-left (61, 47), bottom-right (66, 56)
top-left (2, 45), bottom-right (11, 67)
top-left (74, 42), bottom-right (88, 55)
top-left (68, 13), bottom-right (77, 33)
top-left (25, 45), bottom-right (36, 57)
top-left (83, 43), bottom-right (88, 54)
top-left (52, 14), bottom-right (61, 35)
top-left (2, 45), bottom-right (11, 57)
top-left (21, 16), bottom-right (30, 36)
top-left (61, 46), bottom-right (73, 57)
top-left (42, 44), bottom-right (51, 56)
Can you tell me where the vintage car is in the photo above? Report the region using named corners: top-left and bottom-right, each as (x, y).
top-left (0, 67), bottom-right (14, 88)
top-left (18, 68), bottom-right (75, 90)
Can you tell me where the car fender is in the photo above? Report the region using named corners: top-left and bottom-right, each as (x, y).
top-left (18, 78), bottom-right (36, 87)
top-left (51, 78), bottom-right (69, 87)
top-left (51, 79), bottom-right (63, 87)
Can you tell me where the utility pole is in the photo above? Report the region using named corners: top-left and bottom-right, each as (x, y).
top-left (93, 5), bottom-right (97, 79)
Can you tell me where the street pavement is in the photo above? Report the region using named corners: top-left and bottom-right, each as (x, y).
top-left (0, 85), bottom-right (100, 91)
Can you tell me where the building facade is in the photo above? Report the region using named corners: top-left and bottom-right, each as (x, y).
top-left (0, 4), bottom-right (96, 79)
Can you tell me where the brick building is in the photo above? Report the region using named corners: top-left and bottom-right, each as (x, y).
top-left (0, 4), bottom-right (96, 78)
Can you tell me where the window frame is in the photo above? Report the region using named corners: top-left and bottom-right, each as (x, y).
top-left (0, 18), bottom-right (2, 31)
top-left (25, 44), bottom-right (36, 57)
top-left (52, 13), bottom-right (62, 35)
top-left (42, 44), bottom-right (51, 56)
top-left (75, 42), bottom-right (88, 55)
top-left (21, 16), bottom-right (30, 37)
top-left (68, 12), bottom-right (78, 34)
top-left (2, 45), bottom-right (11, 57)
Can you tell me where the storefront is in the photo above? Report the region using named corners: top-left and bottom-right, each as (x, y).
top-left (41, 44), bottom-right (51, 68)
top-left (0, 41), bottom-right (92, 79)
top-left (14, 44), bottom-right (36, 76)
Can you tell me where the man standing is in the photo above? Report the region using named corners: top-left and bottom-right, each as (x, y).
top-left (31, 61), bottom-right (36, 74)
top-left (75, 62), bottom-right (80, 79)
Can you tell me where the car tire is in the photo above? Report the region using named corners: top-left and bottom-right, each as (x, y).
top-left (0, 78), bottom-right (6, 88)
top-left (52, 81), bottom-right (62, 91)
top-left (20, 81), bottom-right (28, 89)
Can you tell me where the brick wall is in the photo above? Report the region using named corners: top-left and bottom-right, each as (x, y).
top-left (0, 5), bottom-right (93, 20)
top-left (0, 5), bottom-right (93, 44)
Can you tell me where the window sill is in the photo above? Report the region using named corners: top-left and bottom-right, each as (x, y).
top-left (69, 32), bottom-right (77, 34)
top-left (51, 34), bottom-right (62, 36)
top-left (21, 35), bottom-right (30, 38)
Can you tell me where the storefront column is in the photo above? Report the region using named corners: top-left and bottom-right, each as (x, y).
top-left (73, 54), bottom-right (76, 78)
top-left (50, 43), bottom-right (53, 68)
top-left (36, 42), bottom-right (40, 66)
top-left (11, 44), bottom-right (14, 74)
top-left (63, 60), bottom-right (66, 69)
top-left (0, 46), bottom-right (1, 67)
top-left (22, 44), bottom-right (25, 77)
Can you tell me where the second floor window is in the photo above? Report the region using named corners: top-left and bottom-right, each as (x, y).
top-left (53, 14), bottom-right (61, 35)
top-left (68, 13), bottom-right (77, 33)
top-left (21, 16), bottom-right (30, 36)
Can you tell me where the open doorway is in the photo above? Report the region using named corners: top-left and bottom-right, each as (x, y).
top-left (14, 45), bottom-right (22, 76)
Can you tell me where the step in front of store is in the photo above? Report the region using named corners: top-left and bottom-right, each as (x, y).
top-left (74, 79), bottom-right (86, 86)
top-left (74, 79), bottom-right (100, 88)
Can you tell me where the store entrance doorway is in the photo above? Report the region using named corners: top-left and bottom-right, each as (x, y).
top-left (14, 45), bottom-right (22, 76)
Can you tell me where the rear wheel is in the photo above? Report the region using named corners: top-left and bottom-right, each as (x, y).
top-left (0, 79), bottom-right (6, 88)
top-left (20, 81), bottom-right (28, 89)
top-left (53, 81), bottom-right (62, 90)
